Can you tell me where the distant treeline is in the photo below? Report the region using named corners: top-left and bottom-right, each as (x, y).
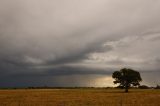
top-left (0, 85), bottom-right (160, 90)
top-left (27, 86), bottom-right (115, 89)
top-left (0, 86), bottom-right (114, 90)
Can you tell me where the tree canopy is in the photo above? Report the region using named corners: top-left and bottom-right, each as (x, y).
top-left (112, 68), bottom-right (142, 92)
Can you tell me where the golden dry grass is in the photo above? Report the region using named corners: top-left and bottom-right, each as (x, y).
top-left (0, 89), bottom-right (160, 106)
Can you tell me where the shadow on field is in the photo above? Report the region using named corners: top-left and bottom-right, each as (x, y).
top-left (102, 89), bottom-right (141, 93)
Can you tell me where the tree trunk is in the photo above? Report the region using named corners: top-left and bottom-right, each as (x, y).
top-left (125, 87), bottom-right (128, 93)
top-left (125, 83), bottom-right (128, 93)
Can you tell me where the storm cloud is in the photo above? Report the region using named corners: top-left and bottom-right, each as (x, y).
top-left (0, 0), bottom-right (160, 87)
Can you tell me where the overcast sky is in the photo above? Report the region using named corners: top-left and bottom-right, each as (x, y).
top-left (0, 0), bottom-right (160, 87)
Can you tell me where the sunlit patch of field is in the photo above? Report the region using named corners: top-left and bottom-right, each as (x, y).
top-left (0, 89), bottom-right (160, 106)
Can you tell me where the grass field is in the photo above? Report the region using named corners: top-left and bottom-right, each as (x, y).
top-left (0, 89), bottom-right (160, 106)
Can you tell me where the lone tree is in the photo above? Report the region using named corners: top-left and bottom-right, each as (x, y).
top-left (112, 68), bottom-right (142, 92)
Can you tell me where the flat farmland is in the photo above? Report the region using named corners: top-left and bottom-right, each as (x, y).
top-left (0, 89), bottom-right (160, 106)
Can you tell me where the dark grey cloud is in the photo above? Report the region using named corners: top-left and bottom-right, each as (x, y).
top-left (0, 65), bottom-right (114, 87)
top-left (0, 0), bottom-right (160, 87)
